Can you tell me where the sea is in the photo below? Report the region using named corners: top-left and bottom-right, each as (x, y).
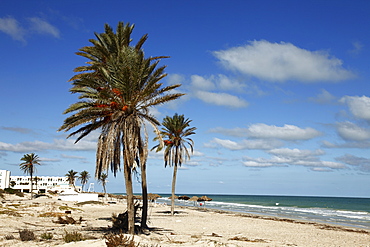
top-left (153, 194), bottom-right (370, 230)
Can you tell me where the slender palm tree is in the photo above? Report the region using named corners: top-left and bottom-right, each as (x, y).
top-left (79, 170), bottom-right (90, 192)
top-left (153, 114), bottom-right (196, 215)
top-left (65, 170), bottom-right (78, 190)
top-left (59, 22), bottom-right (183, 234)
top-left (19, 153), bottom-right (41, 197)
top-left (98, 172), bottom-right (108, 196)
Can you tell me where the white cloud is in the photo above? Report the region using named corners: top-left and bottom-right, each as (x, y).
top-left (194, 91), bottom-right (248, 108)
top-left (0, 16), bottom-right (60, 42)
top-left (28, 17), bottom-right (60, 38)
top-left (213, 40), bottom-right (354, 82)
top-left (0, 138), bottom-right (96, 153)
top-left (0, 16), bottom-right (25, 42)
top-left (190, 75), bottom-right (216, 91)
top-left (336, 154), bottom-right (370, 173)
top-left (336, 122), bottom-right (370, 141)
top-left (166, 74), bottom-right (184, 85)
top-left (349, 41), bottom-right (363, 55)
top-left (340, 95), bottom-right (370, 121)
top-left (243, 160), bottom-right (275, 167)
top-left (247, 124), bottom-right (321, 141)
top-left (209, 124), bottom-right (322, 141)
top-left (206, 138), bottom-right (282, 150)
top-left (309, 89), bottom-right (336, 104)
top-left (268, 148), bottom-right (325, 158)
top-left (242, 148), bottom-right (346, 170)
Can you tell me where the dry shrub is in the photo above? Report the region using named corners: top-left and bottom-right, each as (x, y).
top-left (63, 230), bottom-right (84, 243)
top-left (59, 205), bottom-right (81, 211)
top-left (40, 232), bottom-right (53, 240)
top-left (19, 229), bottom-right (36, 241)
top-left (4, 234), bottom-right (15, 240)
top-left (0, 209), bottom-right (22, 217)
top-left (39, 212), bottom-right (65, 217)
top-left (76, 200), bottom-right (103, 206)
top-left (54, 215), bottom-right (83, 224)
top-left (105, 233), bottom-right (139, 247)
top-left (229, 236), bottom-right (267, 243)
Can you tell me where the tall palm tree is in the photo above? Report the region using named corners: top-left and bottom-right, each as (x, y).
top-left (79, 170), bottom-right (90, 192)
top-left (65, 170), bottom-right (78, 190)
top-left (153, 114), bottom-right (196, 215)
top-left (19, 153), bottom-right (41, 197)
top-left (59, 22), bottom-right (183, 234)
top-left (98, 172), bottom-right (108, 196)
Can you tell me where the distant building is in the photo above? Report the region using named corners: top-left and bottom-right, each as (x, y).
top-left (0, 170), bottom-right (81, 193)
top-left (0, 170), bottom-right (11, 189)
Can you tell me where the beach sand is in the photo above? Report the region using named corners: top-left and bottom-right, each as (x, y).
top-left (0, 194), bottom-right (369, 247)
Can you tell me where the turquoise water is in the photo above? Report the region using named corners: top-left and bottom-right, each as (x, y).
top-left (155, 194), bottom-right (370, 229)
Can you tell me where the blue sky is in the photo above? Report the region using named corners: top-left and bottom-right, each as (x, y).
top-left (1, 0), bottom-right (370, 197)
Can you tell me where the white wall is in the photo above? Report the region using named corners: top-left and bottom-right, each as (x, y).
top-left (0, 170), bottom-right (11, 189)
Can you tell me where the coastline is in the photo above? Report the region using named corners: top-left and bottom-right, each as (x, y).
top-left (0, 194), bottom-right (369, 246)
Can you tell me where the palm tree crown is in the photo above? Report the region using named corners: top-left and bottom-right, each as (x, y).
top-left (79, 170), bottom-right (90, 191)
top-left (98, 173), bottom-right (108, 195)
top-left (65, 170), bottom-right (78, 189)
top-left (153, 113), bottom-right (196, 215)
top-left (155, 113), bottom-right (197, 167)
top-left (19, 153), bottom-right (41, 195)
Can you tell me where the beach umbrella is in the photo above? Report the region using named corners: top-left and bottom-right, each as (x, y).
top-left (178, 195), bottom-right (190, 200)
top-left (168, 195), bottom-right (178, 200)
top-left (197, 195), bottom-right (212, 206)
top-left (189, 196), bottom-right (199, 206)
top-left (148, 193), bottom-right (161, 202)
top-left (198, 195), bottom-right (212, 201)
top-left (189, 196), bottom-right (199, 201)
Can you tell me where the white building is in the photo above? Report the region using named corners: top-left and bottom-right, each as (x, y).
top-left (0, 170), bottom-right (11, 190)
top-left (0, 170), bottom-right (81, 193)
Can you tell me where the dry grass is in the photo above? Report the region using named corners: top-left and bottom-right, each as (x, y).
top-left (38, 212), bottom-right (66, 217)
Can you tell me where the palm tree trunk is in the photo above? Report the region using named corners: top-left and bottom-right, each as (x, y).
top-left (140, 162), bottom-right (148, 229)
top-left (124, 161), bottom-right (135, 234)
top-left (171, 164), bottom-right (178, 216)
top-left (30, 170), bottom-right (33, 199)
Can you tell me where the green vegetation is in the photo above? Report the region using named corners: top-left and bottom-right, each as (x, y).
top-left (19, 153), bottom-right (41, 197)
top-left (63, 230), bottom-right (84, 243)
top-left (3, 188), bottom-right (24, 197)
top-left (40, 232), bottom-right (53, 240)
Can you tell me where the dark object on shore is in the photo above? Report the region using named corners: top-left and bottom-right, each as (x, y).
top-left (111, 203), bottom-right (141, 232)
top-left (178, 195), bottom-right (190, 200)
top-left (19, 229), bottom-right (36, 241)
top-left (54, 216), bottom-right (83, 224)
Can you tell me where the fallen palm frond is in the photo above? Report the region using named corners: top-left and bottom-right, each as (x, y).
top-left (53, 215), bottom-right (83, 224)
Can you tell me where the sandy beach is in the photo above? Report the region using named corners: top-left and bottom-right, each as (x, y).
top-left (0, 193), bottom-right (369, 247)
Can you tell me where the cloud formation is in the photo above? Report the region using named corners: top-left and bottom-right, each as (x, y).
top-left (210, 124), bottom-right (322, 141)
top-left (28, 17), bottom-right (60, 38)
top-left (0, 16), bottom-right (25, 42)
top-left (243, 148), bottom-right (346, 170)
top-left (0, 139), bottom-right (96, 153)
top-left (340, 95), bottom-right (370, 121)
top-left (194, 91), bottom-right (248, 108)
top-left (0, 16), bottom-right (60, 42)
top-left (213, 40), bottom-right (354, 82)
